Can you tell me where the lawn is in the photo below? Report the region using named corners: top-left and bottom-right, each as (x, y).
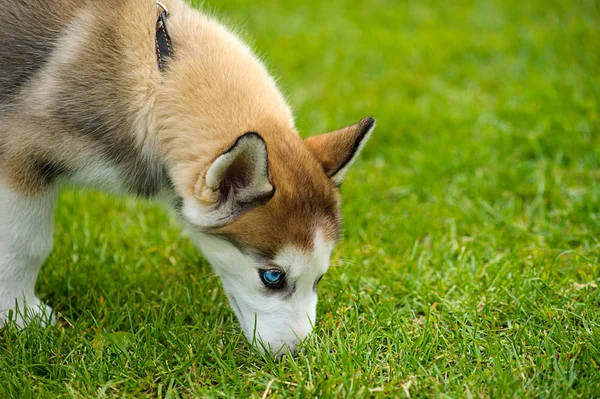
top-left (1, 0), bottom-right (599, 397)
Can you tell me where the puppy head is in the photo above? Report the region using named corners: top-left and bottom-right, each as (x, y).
top-left (182, 117), bottom-right (375, 356)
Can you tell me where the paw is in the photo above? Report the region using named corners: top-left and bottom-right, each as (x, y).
top-left (0, 300), bottom-right (56, 329)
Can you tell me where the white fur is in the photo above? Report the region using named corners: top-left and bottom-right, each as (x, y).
top-left (0, 180), bottom-right (57, 327)
top-left (193, 229), bottom-right (333, 355)
top-left (331, 120), bottom-right (376, 184)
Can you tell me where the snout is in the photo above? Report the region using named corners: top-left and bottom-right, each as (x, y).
top-left (235, 316), bottom-right (310, 357)
top-left (240, 313), bottom-right (313, 357)
top-left (223, 289), bottom-right (317, 357)
top-left (257, 331), bottom-right (308, 357)
top-left (265, 323), bottom-right (313, 357)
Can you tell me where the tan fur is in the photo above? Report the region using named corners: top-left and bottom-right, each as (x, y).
top-left (305, 117), bottom-right (376, 179)
top-left (0, 0), bottom-right (373, 256)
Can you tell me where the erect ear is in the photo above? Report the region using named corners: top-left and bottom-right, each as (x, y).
top-left (192, 132), bottom-right (275, 229)
top-left (304, 117), bottom-right (375, 185)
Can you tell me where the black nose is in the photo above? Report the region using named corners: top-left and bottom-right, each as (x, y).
top-left (273, 339), bottom-right (301, 359)
top-left (274, 348), bottom-right (296, 360)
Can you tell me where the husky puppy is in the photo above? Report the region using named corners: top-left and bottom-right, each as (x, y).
top-left (0, 0), bottom-right (375, 355)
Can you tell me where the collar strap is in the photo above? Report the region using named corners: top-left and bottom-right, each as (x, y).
top-left (155, 1), bottom-right (173, 72)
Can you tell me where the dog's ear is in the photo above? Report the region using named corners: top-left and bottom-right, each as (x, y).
top-left (194, 132), bottom-right (275, 228)
top-left (305, 117), bottom-right (375, 185)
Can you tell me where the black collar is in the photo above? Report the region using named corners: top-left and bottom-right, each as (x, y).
top-left (155, 1), bottom-right (173, 72)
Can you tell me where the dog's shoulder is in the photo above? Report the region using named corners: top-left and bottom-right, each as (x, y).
top-left (0, 0), bottom-right (168, 196)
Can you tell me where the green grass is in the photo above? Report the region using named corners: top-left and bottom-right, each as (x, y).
top-left (1, 0), bottom-right (599, 397)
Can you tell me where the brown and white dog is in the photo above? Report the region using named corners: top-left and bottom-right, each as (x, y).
top-left (0, 0), bottom-right (375, 355)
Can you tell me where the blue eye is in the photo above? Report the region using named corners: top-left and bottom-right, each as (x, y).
top-left (260, 269), bottom-right (285, 289)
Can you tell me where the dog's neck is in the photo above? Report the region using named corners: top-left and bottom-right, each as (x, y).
top-left (148, 1), bottom-right (297, 199)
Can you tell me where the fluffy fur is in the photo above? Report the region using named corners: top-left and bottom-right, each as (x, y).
top-left (0, 0), bottom-right (375, 355)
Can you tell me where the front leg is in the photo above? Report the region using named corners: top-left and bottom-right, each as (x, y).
top-left (0, 180), bottom-right (57, 327)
